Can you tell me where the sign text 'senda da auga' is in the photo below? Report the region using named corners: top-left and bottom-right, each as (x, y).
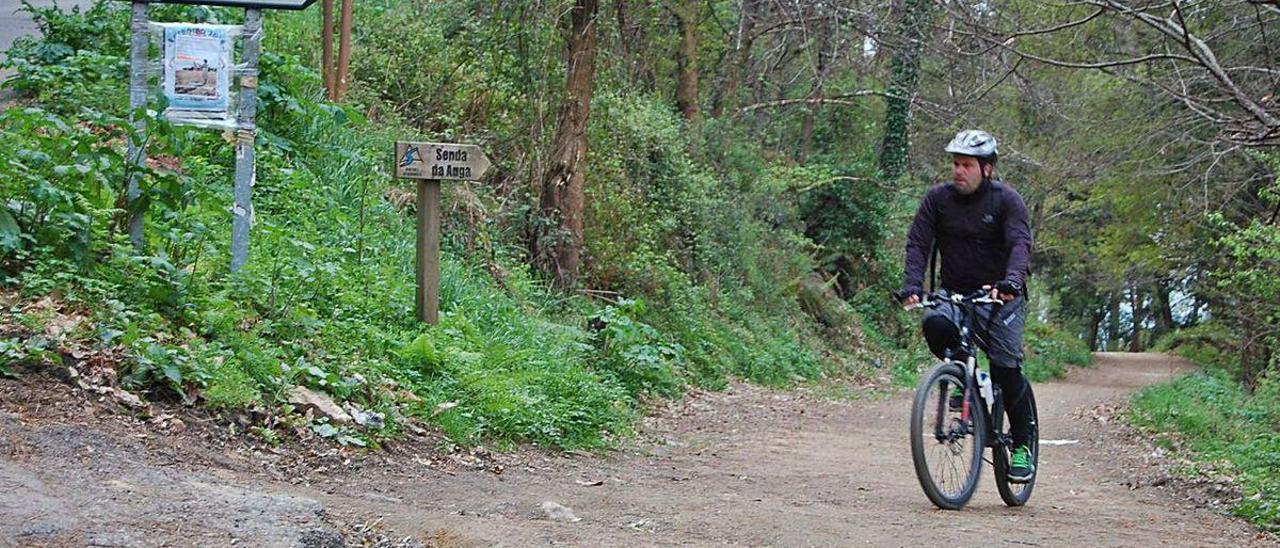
top-left (395, 142), bottom-right (491, 181)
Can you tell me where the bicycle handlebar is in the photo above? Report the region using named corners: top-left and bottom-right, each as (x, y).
top-left (898, 290), bottom-right (1004, 311)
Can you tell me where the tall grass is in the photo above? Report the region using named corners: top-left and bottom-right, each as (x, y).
top-left (1131, 368), bottom-right (1280, 530)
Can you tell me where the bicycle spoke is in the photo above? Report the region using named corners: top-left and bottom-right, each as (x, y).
top-left (933, 448), bottom-right (947, 489)
top-left (947, 452), bottom-right (962, 494)
top-left (933, 441), bottom-right (953, 492)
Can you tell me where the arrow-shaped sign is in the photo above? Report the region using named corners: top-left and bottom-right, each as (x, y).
top-left (395, 142), bottom-right (492, 181)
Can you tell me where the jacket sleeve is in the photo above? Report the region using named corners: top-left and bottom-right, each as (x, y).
top-left (904, 190), bottom-right (936, 291)
top-left (1002, 189), bottom-right (1033, 287)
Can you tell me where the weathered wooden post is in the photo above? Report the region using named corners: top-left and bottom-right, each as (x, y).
top-left (417, 177), bottom-right (440, 324)
top-left (229, 8), bottom-right (262, 273)
top-left (393, 142), bottom-right (491, 324)
top-left (125, 1), bottom-right (150, 250)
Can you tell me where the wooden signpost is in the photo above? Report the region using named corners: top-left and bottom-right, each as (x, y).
top-left (394, 142), bottom-right (492, 324)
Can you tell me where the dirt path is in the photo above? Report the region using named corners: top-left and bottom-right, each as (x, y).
top-left (1, 353), bottom-right (1273, 547)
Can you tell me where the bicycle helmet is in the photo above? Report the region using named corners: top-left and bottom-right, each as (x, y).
top-left (944, 129), bottom-right (998, 164)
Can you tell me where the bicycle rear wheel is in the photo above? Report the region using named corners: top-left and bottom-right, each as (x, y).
top-left (994, 385), bottom-right (1039, 506)
top-left (910, 362), bottom-right (986, 510)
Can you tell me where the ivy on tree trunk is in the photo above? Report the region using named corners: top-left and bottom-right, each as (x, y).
top-left (877, 0), bottom-right (934, 181)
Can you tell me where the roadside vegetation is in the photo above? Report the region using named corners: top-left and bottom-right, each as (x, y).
top-left (1130, 324), bottom-right (1280, 530)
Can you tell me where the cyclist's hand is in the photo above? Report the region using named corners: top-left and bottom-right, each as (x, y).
top-left (994, 280), bottom-right (1021, 302)
top-left (895, 288), bottom-right (922, 307)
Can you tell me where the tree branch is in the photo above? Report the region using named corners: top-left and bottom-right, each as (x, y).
top-left (993, 41), bottom-right (1198, 70)
top-left (737, 91), bottom-right (887, 113)
top-left (1104, 0), bottom-right (1280, 132)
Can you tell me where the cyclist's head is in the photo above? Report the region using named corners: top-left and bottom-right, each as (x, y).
top-left (945, 130), bottom-right (998, 194)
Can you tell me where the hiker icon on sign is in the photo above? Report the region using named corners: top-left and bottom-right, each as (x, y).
top-left (399, 145), bottom-right (423, 168)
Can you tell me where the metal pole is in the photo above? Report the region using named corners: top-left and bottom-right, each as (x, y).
top-left (416, 180), bottom-right (441, 324)
top-left (231, 8), bottom-right (262, 273)
top-left (321, 0), bottom-right (335, 100)
top-left (126, 1), bottom-right (149, 251)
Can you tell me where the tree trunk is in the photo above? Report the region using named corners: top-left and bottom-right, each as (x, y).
top-left (335, 0), bottom-right (354, 101)
top-left (614, 1), bottom-right (637, 82)
top-left (1087, 304), bottom-right (1105, 352)
top-left (615, 0), bottom-right (654, 87)
top-left (710, 0), bottom-right (758, 117)
top-left (673, 1), bottom-right (700, 123)
top-left (536, 0), bottom-right (599, 289)
top-left (1129, 287), bottom-right (1144, 352)
top-left (798, 12), bottom-right (831, 162)
top-left (799, 111), bottom-right (816, 162)
top-left (1151, 279), bottom-right (1175, 340)
top-left (1241, 327), bottom-right (1259, 390)
top-left (322, 0), bottom-right (335, 100)
top-left (615, 1), bottom-right (632, 71)
top-left (1107, 292), bottom-right (1121, 350)
top-left (877, 0), bottom-right (934, 181)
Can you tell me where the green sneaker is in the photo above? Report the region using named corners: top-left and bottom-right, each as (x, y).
top-left (1008, 445), bottom-right (1035, 483)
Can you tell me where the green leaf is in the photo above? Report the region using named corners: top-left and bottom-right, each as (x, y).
top-left (398, 333), bottom-right (441, 368)
top-left (337, 434), bottom-right (366, 447)
top-left (311, 423), bottom-right (339, 438)
top-left (163, 364), bottom-right (183, 386)
top-left (0, 208), bottom-right (21, 252)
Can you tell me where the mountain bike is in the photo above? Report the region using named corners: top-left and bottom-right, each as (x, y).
top-left (902, 290), bottom-right (1039, 509)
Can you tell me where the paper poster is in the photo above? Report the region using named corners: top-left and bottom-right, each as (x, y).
top-left (163, 25), bottom-right (232, 113)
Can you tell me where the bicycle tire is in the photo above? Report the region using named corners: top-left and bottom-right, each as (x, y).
top-left (994, 385), bottom-right (1039, 506)
top-left (910, 362), bottom-right (986, 510)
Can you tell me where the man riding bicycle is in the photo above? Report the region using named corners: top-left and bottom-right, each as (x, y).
top-left (898, 129), bottom-right (1036, 482)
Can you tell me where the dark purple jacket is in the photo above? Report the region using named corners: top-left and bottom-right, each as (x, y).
top-left (904, 180), bottom-right (1032, 294)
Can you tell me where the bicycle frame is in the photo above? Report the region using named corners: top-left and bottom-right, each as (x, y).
top-left (914, 291), bottom-right (1009, 449)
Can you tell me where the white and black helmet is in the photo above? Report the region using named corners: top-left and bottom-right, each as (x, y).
top-left (944, 129), bottom-right (998, 163)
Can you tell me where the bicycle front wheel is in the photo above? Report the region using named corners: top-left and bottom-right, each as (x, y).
top-left (910, 362), bottom-right (986, 510)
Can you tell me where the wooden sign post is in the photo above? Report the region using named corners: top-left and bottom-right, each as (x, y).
top-left (394, 142), bottom-right (491, 324)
